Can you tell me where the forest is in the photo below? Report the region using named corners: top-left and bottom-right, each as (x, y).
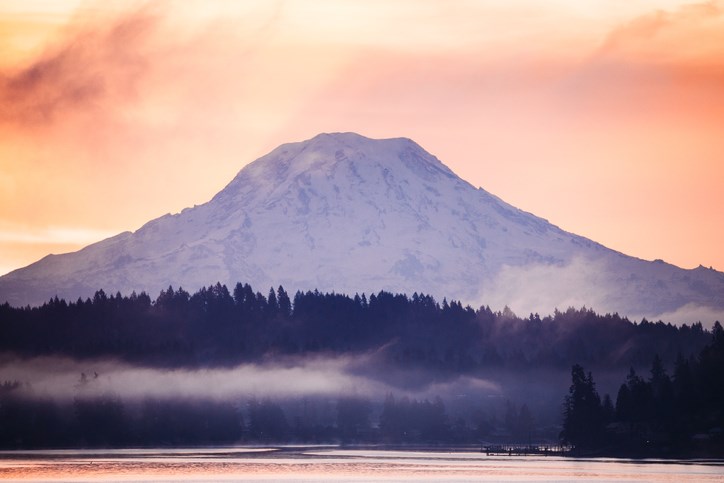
top-left (0, 283), bottom-right (711, 370)
top-left (0, 282), bottom-right (720, 454)
top-left (561, 322), bottom-right (724, 456)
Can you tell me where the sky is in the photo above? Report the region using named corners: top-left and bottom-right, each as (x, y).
top-left (1, 0), bottom-right (723, 276)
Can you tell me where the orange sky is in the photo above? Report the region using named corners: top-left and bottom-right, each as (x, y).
top-left (1, 0), bottom-right (723, 276)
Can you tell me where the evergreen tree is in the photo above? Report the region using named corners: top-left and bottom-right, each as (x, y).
top-left (561, 364), bottom-right (605, 450)
top-left (277, 286), bottom-right (292, 318)
top-left (648, 354), bottom-right (674, 428)
top-left (615, 383), bottom-right (632, 422)
top-left (267, 288), bottom-right (279, 315)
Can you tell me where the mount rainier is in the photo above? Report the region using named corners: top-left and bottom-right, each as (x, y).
top-left (1, 132), bottom-right (722, 323)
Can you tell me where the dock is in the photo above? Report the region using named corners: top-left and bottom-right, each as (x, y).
top-left (480, 444), bottom-right (570, 456)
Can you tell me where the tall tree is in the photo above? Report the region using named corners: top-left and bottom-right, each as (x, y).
top-left (277, 286), bottom-right (292, 318)
top-left (561, 364), bottom-right (606, 450)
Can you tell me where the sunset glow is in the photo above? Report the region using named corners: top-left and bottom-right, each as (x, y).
top-left (1, 0), bottom-right (723, 275)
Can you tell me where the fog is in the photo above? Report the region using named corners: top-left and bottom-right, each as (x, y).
top-left (650, 303), bottom-right (724, 329)
top-left (0, 353), bottom-right (501, 403)
top-left (0, 351), bottom-right (649, 445)
top-left (482, 257), bottom-right (611, 318)
top-left (482, 255), bottom-right (723, 329)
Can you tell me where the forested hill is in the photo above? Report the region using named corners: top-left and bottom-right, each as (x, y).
top-left (0, 282), bottom-right (712, 371)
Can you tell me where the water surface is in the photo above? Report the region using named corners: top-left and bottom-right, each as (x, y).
top-left (0, 447), bottom-right (722, 482)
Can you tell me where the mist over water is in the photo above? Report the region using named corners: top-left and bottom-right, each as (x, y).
top-left (0, 354), bottom-right (572, 446)
top-left (0, 354), bottom-right (502, 402)
top-left (0, 352), bottom-right (634, 449)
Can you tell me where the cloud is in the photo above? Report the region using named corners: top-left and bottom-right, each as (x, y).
top-left (479, 253), bottom-right (724, 328)
top-left (557, 1), bottom-right (724, 119)
top-left (598, 1), bottom-right (724, 64)
top-left (480, 256), bottom-right (613, 317)
top-left (0, 1), bottom-right (294, 264)
top-left (540, 1), bottom-right (724, 114)
top-left (0, 4), bottom-right (159, 128)
top-left (650, 303), bottom-right (724, 328)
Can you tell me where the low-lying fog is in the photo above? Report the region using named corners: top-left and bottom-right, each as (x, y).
top-left (0, 352), bottom-right (630, 429)
top-left (0, 353), bottom-right (499, 401)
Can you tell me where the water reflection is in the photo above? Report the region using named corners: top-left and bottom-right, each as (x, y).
top-left (0, 447), bottom-right (722, 482)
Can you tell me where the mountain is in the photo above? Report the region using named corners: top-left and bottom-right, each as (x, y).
top-left (1, 132), bottom-right (722, 322)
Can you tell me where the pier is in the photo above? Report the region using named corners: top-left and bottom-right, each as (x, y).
top-left (480, 444), bottom-right (570, 456)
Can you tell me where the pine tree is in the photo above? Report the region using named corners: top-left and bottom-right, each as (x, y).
top-left (277, 286), bottom-right (292, 318)
top-left (267, 288), bottom-right (279, 315)
top-left (561, 364), bottom-right (605, 450)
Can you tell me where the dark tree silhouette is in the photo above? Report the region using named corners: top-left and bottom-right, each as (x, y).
top-left (560, 364), bottom-right (606, 450)
top-left (336, 396), bottom-right (372, 442)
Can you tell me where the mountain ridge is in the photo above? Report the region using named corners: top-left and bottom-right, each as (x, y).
top-left (1, 132), bottom-right (722, 324)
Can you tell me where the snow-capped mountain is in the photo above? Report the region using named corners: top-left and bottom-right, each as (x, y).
top-left (1, 133), bottom-right (722, 322)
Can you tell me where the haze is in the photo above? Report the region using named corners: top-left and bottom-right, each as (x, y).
top-left (1, 0), bottom-right (723, 275)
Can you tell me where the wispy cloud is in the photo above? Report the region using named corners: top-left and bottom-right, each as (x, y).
top-left (0, 4), bottom-right (158, 128)
top-left (0, 0), bottom-right (722, 278)
top-left (597, 0), bottom-right (724, 63)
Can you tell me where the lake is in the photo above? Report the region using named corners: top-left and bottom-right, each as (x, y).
top-left (0, 447), bottom-right (722, 482)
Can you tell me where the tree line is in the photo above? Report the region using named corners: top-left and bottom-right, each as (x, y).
top-left (0, 382), bottom-right (487, 448)
top-left (0, 282), bottom-right (712, 372)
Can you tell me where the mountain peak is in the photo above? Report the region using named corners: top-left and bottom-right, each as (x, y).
top-left (308, 131), bottom-right (380, 144)
top-left (305, 132), bottom-right (421, 153)
top-left (1, 133), bottom-right (722, 326)
top-left (268, 132), bottom-right (449, 172)
top-left (214, 132), bottom-right (457, 205)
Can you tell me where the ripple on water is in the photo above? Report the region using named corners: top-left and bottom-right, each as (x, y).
top-left (0, 448), bottom-right (722, 482)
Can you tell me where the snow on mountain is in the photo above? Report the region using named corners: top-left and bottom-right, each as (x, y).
top-left (1, 132), bottom-right (722, 323)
